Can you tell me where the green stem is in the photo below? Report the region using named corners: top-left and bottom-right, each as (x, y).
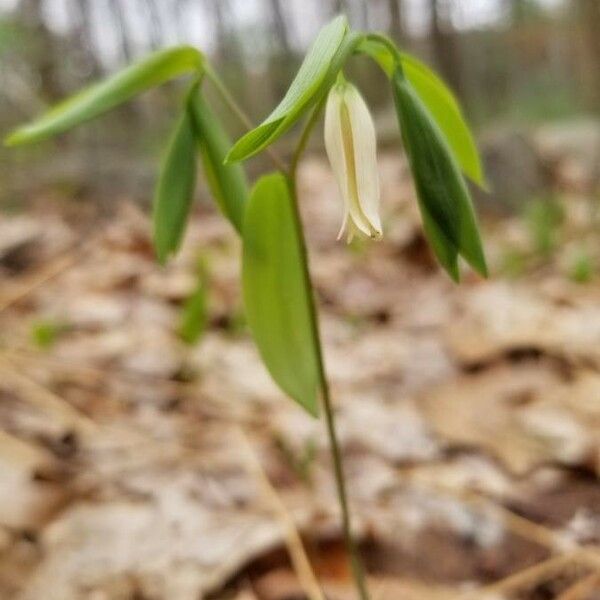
top-left (362, 32), bottom-right (406, 80)
top-left (363, 32), bottom-right (403, 65)
top-left (207, 55), bottom-right (370, 600)
top-left (290, 96), bottom-right (327, 177)
top-left (204, 65), bottom-right (287, 172)
top-left (289, 152), bottom-right (370, 600)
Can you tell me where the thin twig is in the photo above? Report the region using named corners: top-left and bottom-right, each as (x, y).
top-left (0, 227), bottom-right (102, 314)
top-left (3, 348), bottom-right (264, 427)
top-left (0, 251), bottom-right (76, 314)
top-left (234, 427), bottom-right (326, 600)
top-left (471, 550), bottom-right (600, 597)
top-left (456, 488), bottom-right (573, 553)
top-left (556, 572), bottom-right (600, 600)
top-left (287, 176), bottom-right (370, 600)
top-left (0, 356), bottom-right (97, 435)
top-left (396, 471), bottom-right (575, 553)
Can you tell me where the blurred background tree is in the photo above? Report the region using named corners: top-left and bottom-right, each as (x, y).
top-left (0, 0), bottom-right (598, 204)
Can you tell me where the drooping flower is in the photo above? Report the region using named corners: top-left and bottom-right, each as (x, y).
top-left (324, 78), bottom-right (382, 242)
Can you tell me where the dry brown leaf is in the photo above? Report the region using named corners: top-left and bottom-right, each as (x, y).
top-left (420, 363), bottom-right (597, 474)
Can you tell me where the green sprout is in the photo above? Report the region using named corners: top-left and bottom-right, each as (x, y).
top-left (568, 250), bottom-right (594, 284)
top-left (178, 259), bottom-right (209, 345)
top-left (525, 196), bottom-right (564, 258)
top-left (30, 319), bottom-right (69, 349)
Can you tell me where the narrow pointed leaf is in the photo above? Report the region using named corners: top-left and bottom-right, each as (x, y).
top-left (5, 46), bottom-right (203, 146)
top-left (392, 70), bottom-right (487, 278)
top-left (400, 53), bottom-right (485, 188)
top-left (421, 206), bottom-right (460, 282)
top-left (227, 16), bottom-right (348, 163)
top-left (188, 84), bottom-right (248, 233)
top-left (243, 173), bottom-right (320, 416)
top-left (153, 110), bottom-right (197, 264)
top-left (357, 39), bottom-right (485, 187)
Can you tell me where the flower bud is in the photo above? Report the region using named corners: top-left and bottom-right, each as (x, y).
top-left (325, 79), bottom-right (382, 242)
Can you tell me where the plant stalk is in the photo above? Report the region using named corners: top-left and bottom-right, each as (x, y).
top-left (205, 66), bottom-right (370, 600)
top-left (287, 172), bottom-right (370, 600)
top-left (205, 65), bottom-right (287, 172)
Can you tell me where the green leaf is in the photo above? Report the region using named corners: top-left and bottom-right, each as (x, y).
top-left (420, 206), bottom-right (460, 282)
top-left (357, 39), bottom-right (485, 187)
top-left (188, 84), bottom-right (248, 233)
top-left (226, 16), bottom-right (348, 163)
top-left (5, 46), bottom-right (203, 146)
top-left (179, 266), bottom-right (208, 345)
top-left (392, 69), bottom-right (487, 279)
top-left (152, 109), bottom-right (197, 264)
top-left (401, 53), bottom-right (485, 188)
top-left (242, 173), bottom-right (320, 416)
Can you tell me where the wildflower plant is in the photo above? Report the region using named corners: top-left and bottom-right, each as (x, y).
top-left (5, 15), bottom-right (487, 599)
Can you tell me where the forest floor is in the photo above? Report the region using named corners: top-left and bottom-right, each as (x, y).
top-left (0, 151), bottom-right (599, 600)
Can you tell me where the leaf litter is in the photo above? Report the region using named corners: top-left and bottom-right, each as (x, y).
top-left (0, 150), bottom-right (598, 599)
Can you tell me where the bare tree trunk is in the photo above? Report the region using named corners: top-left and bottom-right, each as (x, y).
top-left (267, 0), bottom-right (291, 54)
top-left (206, 0), bottom-right (243, 64)
top-left (358, 0), bottom-right (369, 28)
top-left (388, 0), bottom-right (403, 42)
top-left (18, 0), bottom-right (63, 100)
top-left (265, 0), bottom-right (294, 102)
top-left (330, 0), bottom-right (346, 16)
top-left (107, 0), bottom-right (132, 62)
top-left (174, 0), bottom-right (190, 40)
top-left (71, 0), bottom-right (101, 77)
top-left (429, 0), bottom-right (464, 98)
top-left (510, 0), bottom-right (538, 23)
top-left (210, 0), bottom-right (228, 60)
top-left (143, 0), bottom-right (163, 51)
top-left (580, 0), bottom-right (600, 111)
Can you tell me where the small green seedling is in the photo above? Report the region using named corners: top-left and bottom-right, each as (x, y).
top-left (5, 17), bottom-right (487, 600)
top-left (568, 250), bottom-right (594, 284)
top-left (525, 196), bottom-right (564, 258)
top-left (30, 319), bottom-right (69, 349)
top-left (178, 259), bottom-right (209, 345)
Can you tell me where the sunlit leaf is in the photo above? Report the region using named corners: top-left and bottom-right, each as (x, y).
top-left (357, 39), bottom-right (485, 187)
top-left (5, 46), bottom-right (203, 146)
top-left (242, 173), bottom-right (320, 416)
top-left (226, 16), bottom-right (348, 163)
top-left (188, 83), bottom-right (248, 233)
top-left (153, 109), bottom-right (197, 264)
top-left (392, 69), bottom-right (487, 279)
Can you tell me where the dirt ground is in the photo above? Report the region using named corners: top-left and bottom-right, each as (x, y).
top-left (0, 151), bottom-right (599, 600)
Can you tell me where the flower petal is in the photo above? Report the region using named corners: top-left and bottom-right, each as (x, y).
top-left (325, 86), bottom-right (372, 237)
top-left (336, 210), bottom-right (349, 241)
top-left (345, 85), bottom-right (382, 237)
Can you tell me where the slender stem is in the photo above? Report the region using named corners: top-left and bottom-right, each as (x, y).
top-left (289, 150), bottom-right (370, 597)
top-left (205, 64), bottom-right (253, 130)
top-left (290, 95), bottom-right (326, 176)
top-left (204, 65), bottom-right (287, 172)
top-left (362, 32), bottom-right (406, 80)
top-left (363, 32), bottom-right (402, 65)
top-left (320, 373), bottom-right (370, 600)
top-left (206, 53), bottom-right (370, 600)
